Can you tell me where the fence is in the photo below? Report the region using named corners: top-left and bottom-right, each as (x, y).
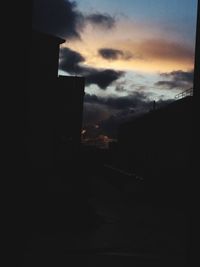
top-left (175, 88), bottom-right (193, 100)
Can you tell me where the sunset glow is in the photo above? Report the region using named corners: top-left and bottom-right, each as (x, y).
top-left (33, 0), bottom-right (197, 141)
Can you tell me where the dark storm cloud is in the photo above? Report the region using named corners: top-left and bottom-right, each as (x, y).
top-left (84, 92), bottom-right (173, 117)
top-left (114, 81), bottom-right (147, 93)
top-left (160, 70), bottom-right (194, 82)
top-left (155, 81), bottom-right (180, 89)
top-left (83, 93), bottom-right (174, 138)
top-left (99, 48), bottom-right (123, 60)
top-left (105, 94), bottom-right (146, 109)
top-left (59, 48), bottom-right (124, 89)
top-left (32, 1), bottom-right (116, 39)
top-left (155, 70), bottom-right (194, 89)
top-left (82, 97), bottom-right (141, 138)
top-left (59, 47), bottom-right (85, 73)
top-left (98, 48), bottom-right (133, 61)
top-left (86, 13), bottom-right (116, 29)
top-left (85, 69), bottom-right (124, 89)
top-left (32, 0), bottom-right (83, 39)
top-left (84, 92), bottom-right (149, 110)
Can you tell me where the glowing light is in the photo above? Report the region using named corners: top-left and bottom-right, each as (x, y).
top-left (81, 129), bottom-right (86, 134)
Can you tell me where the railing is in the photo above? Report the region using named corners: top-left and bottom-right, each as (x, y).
top-left (175, 88), bottom-right (193, 100)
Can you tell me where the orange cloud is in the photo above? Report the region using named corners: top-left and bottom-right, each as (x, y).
top-left (136, 39), bottom-right (194, 62)
top-left (61, 19), bottom-right (195, 73)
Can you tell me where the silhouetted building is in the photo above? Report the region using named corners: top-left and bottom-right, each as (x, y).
top-left (55, 75), bottom-right (85, 162)
top-left (30, 30), bottom-right (64, 79)
top-left (118, 96), bottom-right (192, 189)
top-left (25, 30), bottom-right (85, 169)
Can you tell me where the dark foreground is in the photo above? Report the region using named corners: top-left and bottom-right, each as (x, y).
top-left (17, 149), bottom-right (190, 266)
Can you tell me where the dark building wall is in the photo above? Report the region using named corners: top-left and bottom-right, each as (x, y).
top-left (118, 97), bottom-right (192, 186)
top-left (30, 30), bottom-right (64, 79)
top-left (25, 30), bottom-right (64, 169)
top-left (55, 75), bottom-right (85, 161)
top-left (25, 30), bottom-right (86, 169)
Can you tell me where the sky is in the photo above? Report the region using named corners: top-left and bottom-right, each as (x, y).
top-left (32, 0), bottom-right (197, 145)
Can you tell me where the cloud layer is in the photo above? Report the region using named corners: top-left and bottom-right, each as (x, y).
top-left (33, 0), bottom-right (195, 141)
top-left (98, 48), bottom-right (133, 61)
top-left (84, 92), bottom-right (149, 110)
top-left (155, 70), bottom-right (194, 89)
top-left (59, 47), bottom-right (85, 73)
top-left (59, 47), bottom-right (124, 89)
top-left (137, 39), bottom-right (194, 63)
top-left (83, 92), bottom-right (173, 138)
top-left (32, 0), bottom-right (83, 39)
top-left (32, 0), bottom-right (116, 39)
top-left (85, 13), bottom-right (116, 29)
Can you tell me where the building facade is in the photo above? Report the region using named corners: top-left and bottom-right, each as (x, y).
top-left (25, 30), bottom-right (85, 169)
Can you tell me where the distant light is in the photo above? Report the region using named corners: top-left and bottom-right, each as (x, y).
top-left (81, 129), bottom-right (86, 134)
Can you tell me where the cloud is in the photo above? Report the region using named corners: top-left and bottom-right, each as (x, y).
top-left (32, 0), bottom-right (83, 39)
top-left (32, 1), bottom-right (116, 40)
top-left (139, 39), bottom-right (194, 62)
top-left (84, 92), bottom-right (149, 110)
top-left (86, 13), bottom-right (116, 29)
top-left (155, 70), bottom-right (194, 89)
top-left (98, 48), bottom-right (133, 61)
top-left (83, 93), bottom-right (174, 138)
top-left (104, 94), bottom-right (147, 110)
top-left (160, 70), bottom-right (194, 82)
top-left (59, 47), bottom-right (124, 89)
top-left (59, 47), bottom-right (85, 73)
top-left (99, 48), bottom-right (123, 60)
top-left (114, 81), bottom-right (147, 93)
top-left (85, 69), bottom-right (124, 89)
top-left (82, 100), bottom-right (137, 138)
top-left (115, 85), bottom-right (127, 92)
top-left (155, 81), bottom-right (180, 89)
